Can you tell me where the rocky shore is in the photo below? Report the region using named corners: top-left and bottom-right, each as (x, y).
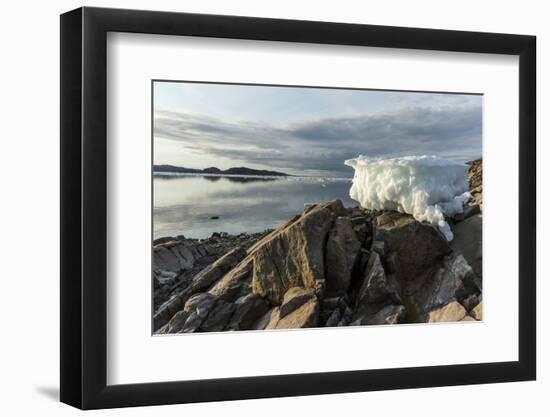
top-left (153, 160), bottom-right (483, 333)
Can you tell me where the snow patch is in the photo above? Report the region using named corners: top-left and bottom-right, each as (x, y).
top-left (344, 155), bottom-right (469, 241)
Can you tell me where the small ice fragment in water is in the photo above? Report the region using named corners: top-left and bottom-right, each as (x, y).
top-left (344, 155), bottom-right (469, 241)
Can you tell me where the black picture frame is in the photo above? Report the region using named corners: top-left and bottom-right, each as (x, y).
top-left (60, 6), bottom-right (536, 410)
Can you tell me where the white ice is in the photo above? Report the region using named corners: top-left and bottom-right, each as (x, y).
top-left (344, 155), bottom-right (470, 241)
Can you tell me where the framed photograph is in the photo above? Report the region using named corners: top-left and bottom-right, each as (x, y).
top-left (60, 7), bottom-right (536, 409)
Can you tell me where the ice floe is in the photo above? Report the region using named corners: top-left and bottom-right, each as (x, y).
top-left (344, 155), bottom-right (470, 240)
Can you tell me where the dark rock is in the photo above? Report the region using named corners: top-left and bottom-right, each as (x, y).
top-left (453, 204), bottom-right (481, 222)
top-left (178, 293), bottom-right (218, 332)
top-left (200, 299), bottom-right (235, 332)
top-left (324, 309), bottom-right (341, 327)
top-left (163, 310), bottom-right (190, 333)
top-left (374, 211), bottom-right (451, 280)
top-left (351, 216), bottom-right (368, 226)
top-left (154, 236), bottom-right (178, 246)
top-left (356, 251), bottom-right (401, 309)
top-left (321, 296), bottom-right (342, 311)
top-left (321, 296), bottom-right (349, 312)
top-left (423, 252), bottom-right (478, 313)
top-left (372, 211), bottom-right (454, 321)
top-left (253, 307), bottom-right (280, 330)
top-left (353, 304), bottom-right (406, 325)
top-left (357, 249), bottom-right (372, 274)
top-left (353, 223), bottom-right (369, 245)
top-left (325, 217), bottom-right (362, 295)
top-left (451, 214), bottom-right (482, 290)
top-left (461, 293), bottom-right (480, 313)
top-left (153, 293), bottom-right (187, 330)
top-left (227, 294), bottom-right (269, 330)
top-left (371, 240), bottom-right (387, 257)
top-left (152, 230), bottom-right (274, 329)
top-left (154, 246), bottom-right (183, 273)
top-left (341, 306), bottom-right (353, 324)
top-left (162, 293), bottom-right (217, 333)
top-left (396, 251), bottom-right (479, 323)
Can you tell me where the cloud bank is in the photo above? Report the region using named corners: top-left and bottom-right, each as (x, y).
top-left (154, 104), bottom-right (482, 177)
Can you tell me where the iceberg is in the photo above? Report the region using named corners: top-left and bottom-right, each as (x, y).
top-left (344, 155), bottom-right (470, 241)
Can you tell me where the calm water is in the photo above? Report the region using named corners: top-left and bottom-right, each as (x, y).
top-left (154, 174), bottom-right (356, 239)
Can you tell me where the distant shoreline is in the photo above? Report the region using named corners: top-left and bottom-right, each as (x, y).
top-left (153, 164), bottom-right (290, 177)
top-left (153, 171), bottom-right (354, 181)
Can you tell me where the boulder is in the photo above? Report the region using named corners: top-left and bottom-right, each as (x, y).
top-left (161, 310), bottom-right (189, 334)
top-left (451, 214), bottom-right (482, 289)
top-left (273, 298), bottom-right (320, 329)
top-left (227, 294), bottom-right (269, 330)
top-left (191, 246), bottom-right (247, 293)
top-left (154, 246), bottom-right (182, 273)
top-left (252, 205), bottom-right (335, 304)
top-left (179, 293), bottom-right (218, 332)
top-left (153, 293), bottom-right (188, 330)
top-left (428, 301), bottom-right (467, 323)
top-left (372, 212), bottom-right (483, 321)
top-left (279, 287), bottom-right (317, 319)
top-left (356, 251), bottom-right (401, 310)
top-left (374, 211), bottom-right (452, 281)
top-left (209, 259), bottom-right (253, 302)
top-left (317, 199), bottom-right (349, 217)
top-left (164, 292), bottom-right (218, 333)
top-left (325, 217), bottom-right (362, 295)
top-left (423, 252), bottom-right (478, 313)
top-left (200, 299), bottom-right (235, 332)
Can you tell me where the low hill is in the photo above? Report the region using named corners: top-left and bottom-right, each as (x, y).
top-left (153, 165), bottom-right (289, 176)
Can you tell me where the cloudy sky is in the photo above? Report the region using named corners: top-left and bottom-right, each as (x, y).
top-left (153, 81), bottom-right (482, 177)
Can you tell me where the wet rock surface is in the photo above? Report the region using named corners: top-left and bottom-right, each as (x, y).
top-left (153, 162), bottom-right (483, 333)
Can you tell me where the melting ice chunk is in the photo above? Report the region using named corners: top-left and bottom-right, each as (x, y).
top-left (344, 155), bottom-right (470, 241)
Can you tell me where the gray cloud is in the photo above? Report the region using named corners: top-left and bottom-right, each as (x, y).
top-left (154, 105), bottom-right (482, 177)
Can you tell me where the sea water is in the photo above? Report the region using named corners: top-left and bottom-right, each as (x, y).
top-left (154, 174), bottom-right (354, 239)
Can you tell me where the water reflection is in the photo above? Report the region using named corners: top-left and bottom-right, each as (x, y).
top-left (154, 175), bottom-right (355, 239)
top-left (156, 174), bottom-right (277, 184)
